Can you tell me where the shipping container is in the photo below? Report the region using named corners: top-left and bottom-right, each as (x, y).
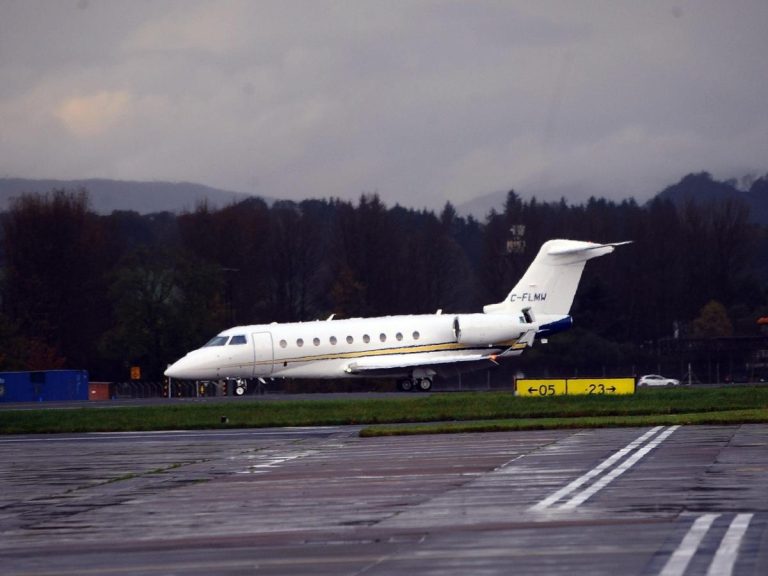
top-left (0, 370), bottom-right (89, 402)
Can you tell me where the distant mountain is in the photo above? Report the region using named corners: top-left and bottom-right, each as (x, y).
top-left (455, 173), bottom-right (768, 226)
top-left (455, 182), bottom-right (597, 221)
top-left (454, 190), bottom-right (508, 220)
top-left (654, 172), bottom-right (768, 225)
top-left (6, 174), bottom-right (767, 224)
top-left (0, 178), bottom-right (274, 214)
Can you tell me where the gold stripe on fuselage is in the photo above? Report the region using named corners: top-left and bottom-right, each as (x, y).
top-left (277, 340), bottom-right (470, 365)
top-left (217, 338), bottom-right (526, 372)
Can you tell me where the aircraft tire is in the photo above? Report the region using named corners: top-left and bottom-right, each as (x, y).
top-left (398, 378), bottom-right (414, 392)
top-left (417, 378), bottom-right (432, 392)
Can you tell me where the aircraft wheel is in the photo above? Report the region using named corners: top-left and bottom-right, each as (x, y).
top-left (417, 378), bottom-right (432, 392)
top-left (399, 378), bottom-right (414, 392)
top-left (235, 386), bottom-right (245, 396)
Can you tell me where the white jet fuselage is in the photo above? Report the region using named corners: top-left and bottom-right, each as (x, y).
top-left (165, 239), bottom-right (630, 387)
top-left (165, 312), bottom-right (535, 381)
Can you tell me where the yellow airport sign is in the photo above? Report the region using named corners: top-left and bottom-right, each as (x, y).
top-left (516, 379), bottom-right (567, 397)
top-left (515, 377), bottom-right (636, 396)
top-left (566, 377), bottom-right (635, 395)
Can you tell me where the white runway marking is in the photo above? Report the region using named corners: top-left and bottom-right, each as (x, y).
top-left (531, 426), bottom-right (678, 511)
top-left (530, 427), bottom-right (664, 510)
top-left (660, 514), bottom-right (720, 576)
top-left (706, 513), bottom-right (754, 576)
top-left (659, 513), bottom-right (754, 576)
top-left (237, 451), bottom-right (316, 474)
top-left (560, 425), bottom-right (679, 509)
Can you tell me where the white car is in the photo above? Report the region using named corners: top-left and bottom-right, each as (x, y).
top-left (638, 374), bottom-right (680, 387)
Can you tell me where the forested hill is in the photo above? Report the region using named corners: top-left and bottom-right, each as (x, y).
top-left (4, 173), bottom-right (767, 223)
top-left (654, 172), bottom-right (768, 225)
top-left (455, 173), bottom-right (768, 225)
top-left (0, 178), bottom-right (271, 214)
top-left (1, 186), bottom-right (767, 381)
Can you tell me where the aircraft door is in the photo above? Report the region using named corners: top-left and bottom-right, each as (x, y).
top-left (252, 332), bottom-right (274, 376)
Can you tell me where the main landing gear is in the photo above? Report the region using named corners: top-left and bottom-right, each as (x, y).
top-left (397, 377), bottom-right (432, 392)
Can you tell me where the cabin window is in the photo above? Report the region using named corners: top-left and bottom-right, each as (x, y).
top-left (297, 338), bottom-right (304, 347)
top-left (229, 335), bottom-right (247, 345)
top-left (313, 337), bottom-right (320, 346)
top-left (396, 332), bottom-right (403, 341)
top-left (346, 335), bottom-right (354, 344)
top-left (380, 333), bottom-right (387, 342)
top-left (363, 334), bottom-right (370, 343)
top-left (204, 336), bottom-right (229, 347)
top-left (412, 331), bottom-right (420, 340)
top-left (330, 336), bottom-right (337, 345)
top-left (279, 339), bottom-right (287, 348)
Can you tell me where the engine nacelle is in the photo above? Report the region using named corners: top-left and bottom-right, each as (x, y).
top-left (453, 314), bottom-right (530, 346)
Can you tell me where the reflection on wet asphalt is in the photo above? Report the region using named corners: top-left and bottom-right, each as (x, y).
top-left (1, 425), bottom-right (767, 575)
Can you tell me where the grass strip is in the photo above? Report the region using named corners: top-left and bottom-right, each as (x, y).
top-left (2, 386), bottom-right (768, 435)
top-left (359, 408), bottom-right (768, 437)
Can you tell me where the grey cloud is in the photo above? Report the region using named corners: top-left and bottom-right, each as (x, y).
top-left (1, 0), bottom-right (766, 208)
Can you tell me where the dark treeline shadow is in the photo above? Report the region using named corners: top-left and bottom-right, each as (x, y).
top-left (1, 184), bottom-right (766, 381)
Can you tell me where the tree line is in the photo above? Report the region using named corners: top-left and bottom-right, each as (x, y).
top-left (1, 187), bottom-right (766, 381)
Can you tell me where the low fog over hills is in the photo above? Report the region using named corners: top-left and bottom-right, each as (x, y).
top-left (0, 178), bottom-right (269, 214)
top-left (457, 172), bottom-right (768, 225)
top-left (2, 173), bottom-right (767, 225)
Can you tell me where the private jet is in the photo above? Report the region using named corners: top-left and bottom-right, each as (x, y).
top-left (165, 239), bottom-right (629, 391)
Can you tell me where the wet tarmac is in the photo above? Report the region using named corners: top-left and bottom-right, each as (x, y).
top-left (1, 425), bottom-right (767, 575)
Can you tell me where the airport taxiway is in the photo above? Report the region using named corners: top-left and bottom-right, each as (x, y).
top-left (1, 424), bottom-right (767, 575)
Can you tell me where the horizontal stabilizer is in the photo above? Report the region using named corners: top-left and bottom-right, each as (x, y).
top-left (547, 240), bottom-right (632, 255)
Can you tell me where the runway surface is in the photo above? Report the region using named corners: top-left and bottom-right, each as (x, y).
top-left (1, 424), bottom-right (767, 575)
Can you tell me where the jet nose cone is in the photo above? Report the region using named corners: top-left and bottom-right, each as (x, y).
top-left (164, 351), bottom-right (218, 380)
top-left (164, 357), bottom-right (197, 379)
top-left (164, 361), bottom-right (184, 379)
top-left (164, 364), bottom-right (179, 378)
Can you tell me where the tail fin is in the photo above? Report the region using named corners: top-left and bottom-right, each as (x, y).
top-left (484, 239), bottom-right (630, 316)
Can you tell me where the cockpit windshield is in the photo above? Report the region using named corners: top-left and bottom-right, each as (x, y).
top-left (203, 335), bottom-right (229, 347)
top-left (229, 335), bottom-right (247, 345)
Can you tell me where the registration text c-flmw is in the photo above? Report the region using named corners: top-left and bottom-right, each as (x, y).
top-left (508, 292), bottom-right (547, 303)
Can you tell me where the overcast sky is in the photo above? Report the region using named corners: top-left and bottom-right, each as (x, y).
top-left (1, 0), bottom-right (766, 209)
